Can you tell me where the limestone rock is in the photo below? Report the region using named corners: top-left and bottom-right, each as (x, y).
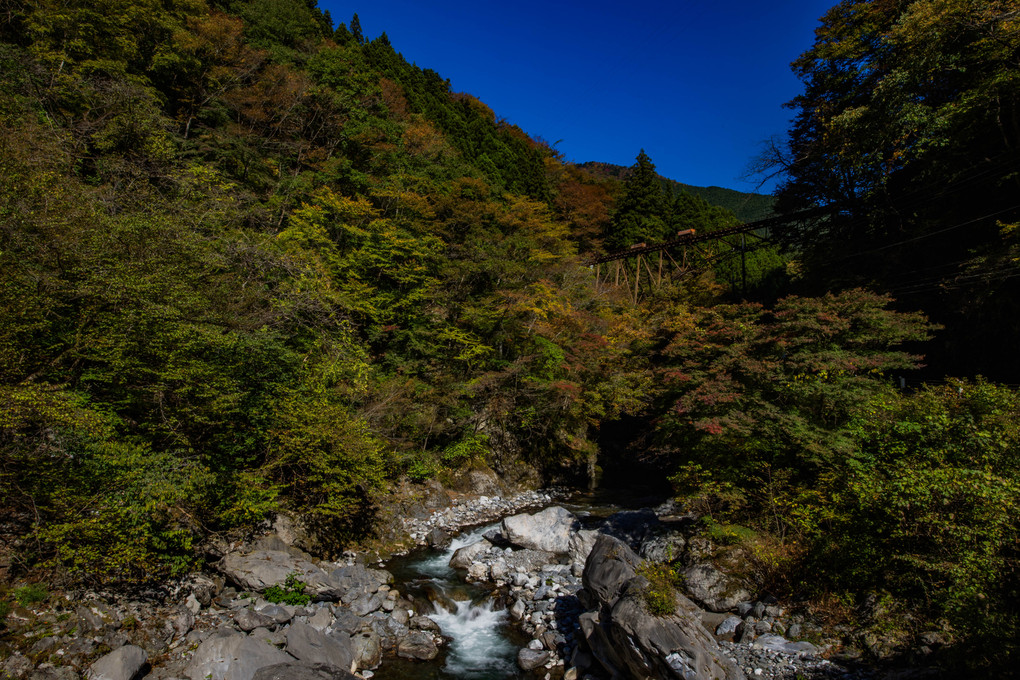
top-left (249, 628), bottom-right (287, 647)
top-left (285, 623), bottom-right (355, 673)
top-left (350, 631), bottom-right (382, 670)
top-left (396, 631), bottom-right (438, 660)
top-left (448, 539), bottom-right (492, 569)
top-left (425, 528), bottom-right (450, 549)
top-left (218, 551), bottom-right (336, 600)
top-left (258, 605), bottom-right (295, 625)
top-left (307, 608), bottom-right (332, 632)
top-left (640, 532), bottom-right (687, 564)
top-left (568, 529), bottom-right (599, 567)
top-left (579, 535), bottom-right (745, 680)
top-left (349, 592), bottom-right (386, 617)
top-left (501, 506), bottom-right (577, 554)
top-left (327, 565), bottom-right (392, 599)
top-left (2, 654), bottom-right (33, 680)
top-left (87, 644), bottom-right (148, 680)
top-left (509, 599), bottom-right (526, 620)
top-left (681, 562), bottom-right (751, 613)
top-left (517, 648), bottom-right (550, 671)
top-left (466, 562), bottom-right (488, 581)
top-left (29, 666), bottom-right (77, 680)
top-left (169, 606), bottom-right (195, 638)
top-left (186, 573), bottom-right (222, 606)
top-left (251, 663), bottom-right (358, 680)
top-left (715, 616), bottom-right (743, 640)
top-left (329, 608), bottom-right (362, 636)
top-left (582, 534), bottom-right (642, 607)
top-left (184, 632), bottom-right (294, 680)
top-left (234, 609), bottom-right (276, 633)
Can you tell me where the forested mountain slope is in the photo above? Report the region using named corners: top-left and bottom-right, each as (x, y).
top-left (0, 0), bottom-right (1017, 672)
top-left (579, 160), bottom-right (775, 223)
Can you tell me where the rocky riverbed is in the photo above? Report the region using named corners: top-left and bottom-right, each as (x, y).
top-left (444, 503), bottom-right (876, 680)
top-left (1, 482), bottom-right (931, 680)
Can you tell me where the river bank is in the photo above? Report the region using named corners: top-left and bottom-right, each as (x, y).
top-left (0, 478), bottom-right (936, 680)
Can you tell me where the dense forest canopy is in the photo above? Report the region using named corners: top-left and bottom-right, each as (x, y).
top-left (0, 0), bottom-right (1017, 673)
top-left (770, 0), bottom-right (1020, 380)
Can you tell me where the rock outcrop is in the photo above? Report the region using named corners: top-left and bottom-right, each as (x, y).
top-left (86, 645), bottom-right (147, 680)
top-left (184, 632), bottom-right (294, 680)
top-left (218, 551), bottom-right (337, 600)
top-left (681, 562), bottom-right (752, 613)
top-left (576, 534), bottom-right (745, 680)
top-left (500, 506), bottom-right (578, 554)
top-left (251, 663), bottom-right (358, 680)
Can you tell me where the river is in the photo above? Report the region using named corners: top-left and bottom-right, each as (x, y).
top-left (370, 488), bottom-right (669, 680)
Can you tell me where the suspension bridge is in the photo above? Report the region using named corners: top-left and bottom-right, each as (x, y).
top-left (587, 206), bottom-right (831, 302)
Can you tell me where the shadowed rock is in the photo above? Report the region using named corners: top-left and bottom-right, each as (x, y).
top-left (251, 663), bottom-right (358, 680)
top-left (578, 535), bottom-right (745, 680)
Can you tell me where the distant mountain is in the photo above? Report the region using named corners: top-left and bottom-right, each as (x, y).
top-left (578, 161), bottom-right (775, 223)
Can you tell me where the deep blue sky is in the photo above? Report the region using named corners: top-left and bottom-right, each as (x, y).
top-left (320, 1), bottom-right (835, 193)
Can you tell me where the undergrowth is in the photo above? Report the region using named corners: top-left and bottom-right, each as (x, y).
top-left (263, 573), bottom-right (311, 606)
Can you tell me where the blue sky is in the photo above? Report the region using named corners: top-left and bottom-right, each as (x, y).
top-left (320, 1), bottom-right (835, 193)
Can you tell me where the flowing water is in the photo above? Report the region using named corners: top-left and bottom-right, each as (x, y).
top-left (374, 524), bottom-right (527, 680)
top-left (372, 488), bottom-right (667, 679)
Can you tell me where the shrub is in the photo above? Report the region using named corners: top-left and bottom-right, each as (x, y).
top-left (14, 583), bottom-right (48, 607)
top-left (405, 451), bottom-right (440, 482)
top-left (263, 573), bottom-right (311, 606)
top-left (701, 517), bottom-right (757, 545)
top-left (637, 561), bottom-right (679, 616)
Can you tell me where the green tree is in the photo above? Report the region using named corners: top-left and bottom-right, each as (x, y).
top-left (349, 12), bottom-right (363, 44)
top-left (772, 0), bottom-right (1020, 379)
top-left (654, 289), bottom-right (933, 523)
top-left (606, 150), bottom-right (668, 250)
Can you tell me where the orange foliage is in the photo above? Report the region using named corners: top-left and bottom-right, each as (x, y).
top-left (224, 63), bottom-right (310, 138)
top-left (378, 78), bottom-right (408, 120)
top-left (553, 166), bottom-right (614, 246)
top-left (403, 119), bottom-right (447, 160)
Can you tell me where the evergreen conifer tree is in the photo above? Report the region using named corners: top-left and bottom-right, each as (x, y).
top-left (333, 22), bottom-right (352, 44)
top-left (606, 150), bottom-right (668, 250)
top-left (350, 13), bottom-right (363, 44)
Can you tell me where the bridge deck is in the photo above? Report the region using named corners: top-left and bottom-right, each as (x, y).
top-left (586, 206), bottom-right (831, 265)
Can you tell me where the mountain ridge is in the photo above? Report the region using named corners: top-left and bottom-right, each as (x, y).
top-left (578, 160), bottom-right (774, 223)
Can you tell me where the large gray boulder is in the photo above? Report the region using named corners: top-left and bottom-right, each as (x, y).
top-left (327, 565), bottom-right (392, 598)
top-left (517, 648), bottom-right (550, 671)
top-left (569, 529), bottom-right (600, 567)
top-left (501, 506), bottom-right (577, 554)
top-left (582, 533), bottom-right (643, 607)
top-left (605, 587), bottom-right (744, 679)
top-left (449, 539), bottom-right (492, 569)
top-left (251, 663), bottom-right (357, 680)
top-left (329, 608), bottom-right (363, 636)
top-left (219, 551), bottom-right (336, 600)
top-left (396, 631), bottom-right (438, 660)
top-left (641, 532), bottom-right (687, 564)
top-left (350, 631), bottom-right (382, 670)
top-left (184, 632), bottom-right (294, 680)
top-left (285, 623), bottom-right (355, 673)
top-left (87, 645), bottom-right (147, 680)
top-left (234, 609), bottom-right (276, 633)
top-left (579, 535), bottom-right (744, 680)
top-left (680, 563), bottom-right (751, 613)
